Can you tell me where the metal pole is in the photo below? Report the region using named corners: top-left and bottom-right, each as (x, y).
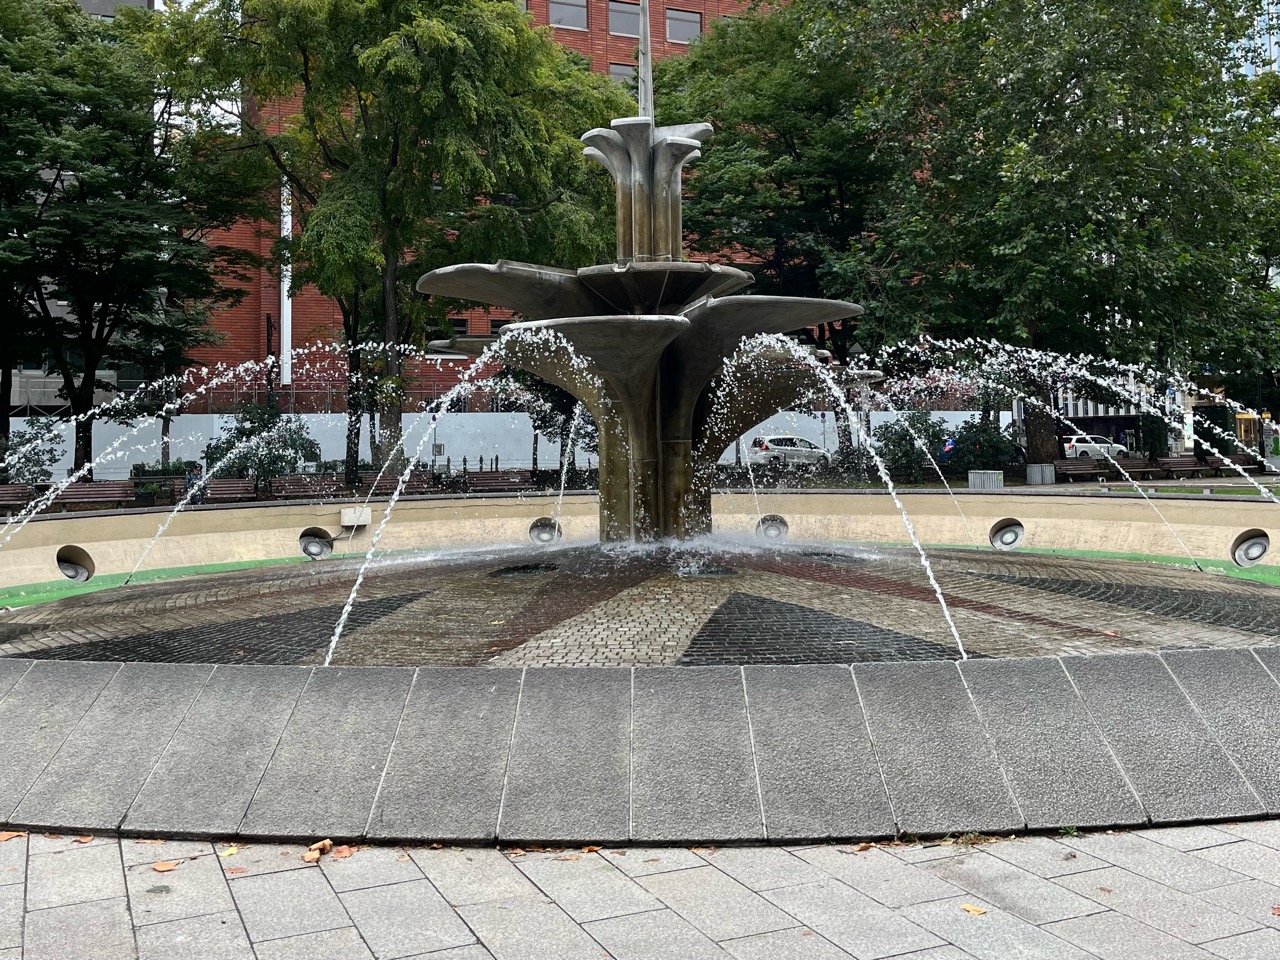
top-left (637, 0), bottom-right (653, 117)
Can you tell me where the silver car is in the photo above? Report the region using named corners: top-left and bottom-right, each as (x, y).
top-left (1063, 434), bottom-right (1128, 458)
top-left (748, 435), bottom-right (832, 468)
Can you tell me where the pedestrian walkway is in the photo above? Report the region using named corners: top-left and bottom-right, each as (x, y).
top-left (7, 821), bottom-right (1280, 959)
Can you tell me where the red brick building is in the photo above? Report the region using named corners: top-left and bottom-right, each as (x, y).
top-left (193, 0), bottom-right (747, 411)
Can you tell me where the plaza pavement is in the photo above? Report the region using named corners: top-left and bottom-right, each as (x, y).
top-left (10, 822), bottom-right (1280, 959)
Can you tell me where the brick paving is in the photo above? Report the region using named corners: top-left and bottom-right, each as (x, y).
top-left (8, 823), bottom-right (1280, 958)
top-left (1, 544), bottom-right (1276, 667)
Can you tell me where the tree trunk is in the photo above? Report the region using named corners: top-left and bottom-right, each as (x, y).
top-left (368, 409), bottom-right (380, 469)
top-left (74, 414), bottom-right (93, 477)
top-left (379, 250), bottom-right (403, 466)
top-left (1024, 389), bottom-right (1061, 464)
top-left (344, 345), bottom-right (362, 488)
top-left (0, 360), bottom-right (11, 484)
top-left (161, 411), bottom-right (171, 470)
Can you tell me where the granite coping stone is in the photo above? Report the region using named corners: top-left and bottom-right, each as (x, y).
top-left (4, 652), bottom-right (1280, 843)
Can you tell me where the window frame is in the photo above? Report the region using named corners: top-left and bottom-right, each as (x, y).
top-left (608, 0), bottom-right (641, 37)
top-left (548, 0), bottom-right (588, 30)
top-left (665, 7), bottom-right (701, 43)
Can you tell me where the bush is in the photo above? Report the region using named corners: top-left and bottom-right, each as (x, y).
top-left (871, 410), bottom-right (948, 482)
top-left (1, 416), bottom-right (66, 484)
top-left (206, 402), bottom-right (321, 483)
top-left (947, 417), bottom-right (1017, 473)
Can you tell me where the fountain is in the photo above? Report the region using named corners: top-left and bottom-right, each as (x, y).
top-left (417, 108), bottom-right (866, 542)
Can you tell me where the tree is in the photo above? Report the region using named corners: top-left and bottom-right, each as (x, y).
top-left (147, 0), bottom-right (628, 482)
top-left (653, 7), bottom-right (884, 364)
top-left (811, 0), bottom-right (1280, 462)
top-left (0, 0), bottom-right (271, 472)
top-left (205, 400), bottom-right (320, 490)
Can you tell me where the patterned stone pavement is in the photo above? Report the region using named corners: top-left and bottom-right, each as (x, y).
top-left (11, 822), bottom-right (1280, 959)
top-left (1, 543), bottom-right (1277, 666)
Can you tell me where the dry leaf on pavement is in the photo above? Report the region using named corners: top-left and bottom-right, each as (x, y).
top-left (73, 836), bottom-right (94, 844)
top-left (301, 851), bottom-right (321, 863)
top-left (960, 904), bottom-right (986, 916)
top-left (331, 846), bottom-right (355, 859)
top-left (582, 846), bottom-right (601, 853)
top-left (152, 861), bottom-right (181, 873)
top-left (226, 867), bottom-right (247, 875)
top-left (308, 839), bottom-right (333, 854)
top-left (218, 846), bottom-right (239, 857)
top-left (0, 832), bottom-right (26, 843)
top-left (135, 839), bottom-right (165, 846)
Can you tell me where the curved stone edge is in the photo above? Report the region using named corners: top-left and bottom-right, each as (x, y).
top-left (2, 649), bottom-right (1279, 844)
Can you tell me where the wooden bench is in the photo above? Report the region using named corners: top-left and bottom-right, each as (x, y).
top-left (0, 484), bottom-right (32, 511)
top-left (47, 480), bottom-right (136, 511)
top-left (1157, 456), bottom-right (1214, 479)
top-left (1225, 452), bottom-right (1272, 475)
top-left (362, 473), bottom-right (436, 498)
top-left (1053, 459), bottom-right (1113, 482)
top-left (1106, 458), bottom-right (1163, 480)
top-left (201, 478), bottom-right (258, 503)
top-left (270, 474), bottom-right (347, 500)
top-left (465, 470), bottom-right (534, 493)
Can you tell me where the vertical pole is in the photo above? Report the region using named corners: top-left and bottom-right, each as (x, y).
top-left (637, 0), bottom-right (653, 118)
top-left (279, 179), bottom-right (293, 386)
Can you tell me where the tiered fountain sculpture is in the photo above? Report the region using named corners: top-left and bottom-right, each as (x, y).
top-left (418, 96), bottom-right (863, 541)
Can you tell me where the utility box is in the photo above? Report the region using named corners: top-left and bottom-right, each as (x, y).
top-left (340, 506), bottom-right (371, 528)
top-left (968, 470), bottom-right (1004, 491)
top-left (1026, 463), bottom-right (1055, 485)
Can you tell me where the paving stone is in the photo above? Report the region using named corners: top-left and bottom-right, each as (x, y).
top-left (499, 667), bottom-right (630, 843)
top-left (214, 843), bottom-right (312, 878)
top-left (125, 664), bottom-right (312, 835)
top-left (794, 846), bottom-right (961, 908)
top-left (340, 879), bottom-right (476, 957)
top-left (721, 927), bottom-right (855, 960)
top-left (0, 660), bottom-right (120, 820)
top-left (13, 662), bottom-right (212, 832)
top-left (902, 896), bottom-right (1092, 960)
top-left (0, 658), bottom-right (29, 704)
top-left (240, 667), bottom-right (413, 839)
top-left (884, 842), bottom-right (967, 865)
top-left (23, 896), bottom-right (137, 960)
top-left (516, 853), bottom-right (659, 922)
top-left (367, 669), bottom-right (520, 841)
top-left (126, 850), bottom-right (235, 926)
top-left (585, 908), bottom-right (732, 959)
top-left (1061, 832), bottom-right (1246, 892)
top-left (852, 661), bottom-right (1022, 835)
top-left (921, 850), bottom-right (1102, 924)
top-left (694, 846), bottom-right (825, 891)
top-left (26, 832), bottom-right (115, 854)
top-left (404, 947), bottom-right (494, 960)
top-left (0, 886), bottom-right (18, 950)
top-left (640, 864), bottom-right (797, 941)
top-left (25, 841), bottom-right (125, 910)
top-left (252, 926), bottom-right (374, 960)
top-left (1162, 649), bottom-right (1280, 814)
top-left (1204, 928), bottom-right (1280, 959)
top-left (959, 657), bottom-right (1144, 828)
top-left (1200, 880), bottom-right (1280, 930)
top-left (228, 866), bottom-right (350, 942)
top-left (983, 836), bottom-right (1108, 878)
top-left (604, 847), bottom-right (706, 877)
top-left (0, 834), bottom-right (25, 887)
top-left (631, 667), bottom-right (763, 842)
top-left (135, 911), bottom-right (255, 960)
top-left (321, 843), bottom-right (423, 892)
top-left (1136, 825), bottom-right (1241, 851)
top-left (1197, 840), bottom-right (1280, 888)
top-left (764, 879), bottom-right (942, 959)
top-left (458, 897), bottom-right (608, 960)
top-left (1061, 653), bottom-right (1262, 821)
top-left (1044, 911), bottom-right (1216, 959)
top-left (1057, 866), bottom-right (1259, 943)
top-left (409, 848), bottom-right (541, 906)
top-left (121, 839), bottom-right (212, 868)
top-left (1217, 820), bottom-right (1280, 851)
top-left (742, 664), bottom-right (895, 840)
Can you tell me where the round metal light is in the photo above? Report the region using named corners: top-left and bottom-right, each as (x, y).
top-left (1232, 529), bottom-right (1270, 568)
top-left (529, 517), bottom-right (562, 545)
top-left (756, 515), bottom-right (789, 541)
top-left (55, 545), bottom-right (94, 582)
top-left (299, 527), bottom-right (334, 560)
top-left (990, 519), bottom-right (1025, 551)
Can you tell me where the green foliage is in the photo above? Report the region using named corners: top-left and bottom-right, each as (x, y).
top-left (205, 402), bottom-right (321, 482)
top-left (871, 410), bottom-right (947, 482)
top-left (947, 419), bottom-right (1016, 473)
top-left (0, 417), bottom-right (65, 485)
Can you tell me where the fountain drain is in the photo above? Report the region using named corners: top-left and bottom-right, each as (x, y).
top-left (990, 519), bottom-right (1025, 551)
top-left (1232, 529), bottom-right (1270, 567)
top-left (490, 563), bottom-right (559, 578)
top-left (756, 515), bottom-right (789, 541)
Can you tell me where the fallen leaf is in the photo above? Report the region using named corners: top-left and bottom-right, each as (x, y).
top-left (854, 842), bottom-right (873, 852)
top-left (582, 845), bottom-right (601, 853)
top-left (557, 854), bottom-right (581, 861)
top-left (278, 851), bottom-right (292, 857)
top-left (301, 851), bottom-right (321, 863)
top-left (135, 839), bottom-right (166, 846)
top-left (73, 836), bottom-right (94, 844)
top-left (226, 867), bottom-right (247, 875)
top-left (0, 832), bottom-right (26, 843)
top-left (802, 930), bottom-right (814, 937)
top-left (218, 846), bottom-right (239, 858)
top-left (429, 843), bottom-right (443, 850)
top-left (308, 839), bottom-right (333, 855)
top-left (152, 861), bottom-right (181, 873)
top-left (1101, 629), bottom-right (1122, 637)
top-left (43, 834), bottom-right (62, 840)
top-left (331, 846), bottom-right (355, 859)
top-left (960, 904), bottom-right (986, 916)
top-left (1098, 887), bottom-right (1113, 894)
top-left (1271, 906), bottom-right (1280, 917)
top-left (609, 850), bottom-right (626, 857)
top-left (644, 857), bottom-right (661, 863)
top-left (397, 855), bottom-right (411, 862)
top-left (507, 848), bottom-right (526, 857)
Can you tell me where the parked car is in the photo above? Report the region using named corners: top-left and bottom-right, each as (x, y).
top-left (1062, 434), bottom-right (1128, 458)
top-left (748, 436), bottom-right (832, 468)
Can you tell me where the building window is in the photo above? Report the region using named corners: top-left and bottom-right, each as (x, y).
top-left (609, 1), bottom-right (640, 36)
top-left (451, 317), bottom-right (467, 336)
top-left (490, 318), bottom-right (511, 336)
top-left (609, 63), bottom-right (636, 84)
top-left (549, 0), bottom-right (587, 29)
top-left (666, 8), bottom-right (701, 43)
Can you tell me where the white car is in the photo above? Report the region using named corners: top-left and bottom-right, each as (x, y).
top-left (1063, 434), bottom-right (1128, 458)
top-left (748, 436), bottom-right (832, 468)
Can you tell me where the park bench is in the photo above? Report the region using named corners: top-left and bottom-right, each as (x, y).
top-left (0, 484), bottom-right (32, 513)
top-left (1226, 452), bottom-right (1273, 474)
top-left (1054, 459), bottom-right (1113, 482)
top-left (1157, 455), bottom-right (1214, 479)
top-left (200, 478), bottom-right (258, 503)
top-left (362, 472), bottom-right (436, 498)
top-left (47, 480), bottom-right (136, 511)
top-left (1106, 458), bottom-right (1163, 480)
top-left (465, 470), bottom-right (534, 493)
top-left (270, 474), bottom-right (347, 500)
